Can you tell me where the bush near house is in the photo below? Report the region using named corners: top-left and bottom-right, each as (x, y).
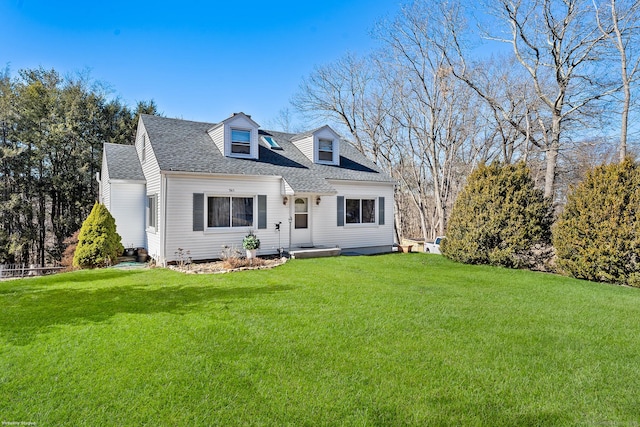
top-left (554, 158), bottom-right (640, 286)
top-left (441, 162), bottom-right (554, 269)
top-left (73, 203), bottom-right (124, 269)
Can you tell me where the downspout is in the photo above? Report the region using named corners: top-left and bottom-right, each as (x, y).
top-left (288, 200), bottom-right (292, 254)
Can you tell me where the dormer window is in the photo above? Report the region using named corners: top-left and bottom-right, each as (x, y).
top-left (318, 139), bottom-right (334, 162)
top-left (231, 129), bottom-right (251, 155)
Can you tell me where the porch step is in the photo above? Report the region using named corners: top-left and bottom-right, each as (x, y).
top-left (286, 246), bottom-right (341, 259)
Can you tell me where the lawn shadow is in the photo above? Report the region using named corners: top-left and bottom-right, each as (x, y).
top-left (0, 281), bottom-right (293, 346)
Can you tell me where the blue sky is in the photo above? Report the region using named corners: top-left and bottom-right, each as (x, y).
top-left (0, 0), bottom-right (401, 126)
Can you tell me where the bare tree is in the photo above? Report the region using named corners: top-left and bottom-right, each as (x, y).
top-left (596, 0), bottom-right (640, 161)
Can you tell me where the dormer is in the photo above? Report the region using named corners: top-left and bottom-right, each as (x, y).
top-left (207, 112), bottom-right (260, 160)
top-left (291, 125), bottom-right (341, 166)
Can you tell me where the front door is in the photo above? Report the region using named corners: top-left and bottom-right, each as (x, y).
top-left (291, 197), bottom-right (312, 246)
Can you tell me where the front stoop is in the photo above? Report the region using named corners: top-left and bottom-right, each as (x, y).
top-left (287, 246), bottom-right (341, 259)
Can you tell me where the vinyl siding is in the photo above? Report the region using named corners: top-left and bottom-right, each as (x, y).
top-left (110, 182), bottom-right (146, 248)
top-left (314, 181), bottom-right (395, 250)
top-left (292, 135), bottom-right (314, 163)
top-left (164, 174), bottom-right (289, 261)
top-left (100, 151), bottom-right (111, 209)
top-left (207, 124), bottom-right (225, 155)
top-left (137, 120), bottom-right (162, 259)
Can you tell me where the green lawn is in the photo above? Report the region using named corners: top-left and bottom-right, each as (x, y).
top-left (1, 254), bottom-right (640, 426)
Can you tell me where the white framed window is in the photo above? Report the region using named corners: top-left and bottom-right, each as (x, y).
top-left (318, 138), bottom-right (334, 162)
top-left (345, 198), bottom-right (376, 224)
top-left (231, 129), bottom-right (251, 155)
top-left (141, 134), bottom-right (147, 162)
top-left (207, 196), bottom-right (254, 228)
top-left (147, 194), bottom-right (157, 230)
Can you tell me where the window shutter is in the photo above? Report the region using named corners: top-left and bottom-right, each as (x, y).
top-left (378, 197), bottom-right (385, 225)
top-left (258, 195), bottom-right (267, 229)
top-left (193, 193), bottom-right (204, 231)
top-left (337, 196), bottom-right (344, 226)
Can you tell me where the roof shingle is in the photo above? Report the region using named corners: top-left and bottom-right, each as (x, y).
top-left (104, 143), bottom-right (145, 181)
top-left (139, 114), bottom-right (394, 193)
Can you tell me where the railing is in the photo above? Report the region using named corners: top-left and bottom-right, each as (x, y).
top-left (0, 264), bottom-right (65, 279)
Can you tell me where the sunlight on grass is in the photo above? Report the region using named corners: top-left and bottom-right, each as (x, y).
top-left (1, 255), bottom-right (640, 425)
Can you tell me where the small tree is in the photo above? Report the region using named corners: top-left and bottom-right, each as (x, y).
top-left (441, 162), bottom-right (553, 269)
top-left (60, 230), bottom-right (80, 271)
top-left (553, 158), bottom-right (640, 286)
top-left (73, 203), bottom-right (124, 269)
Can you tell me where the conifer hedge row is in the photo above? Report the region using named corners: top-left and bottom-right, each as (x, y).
top-left (553, 159), bottom-right (640, 286)
top-left (442, 159), bottom-right (640, 287)
top-left (440, 162), bottom-right (554, 269)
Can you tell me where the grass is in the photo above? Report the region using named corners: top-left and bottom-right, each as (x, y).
top-left (1, 254), bottom-right (640, 425)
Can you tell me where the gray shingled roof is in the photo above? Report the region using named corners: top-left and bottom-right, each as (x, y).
top-left (140, 114), bottom-right (394, 193)
top-left (104, 142), bottom-right (145, 181)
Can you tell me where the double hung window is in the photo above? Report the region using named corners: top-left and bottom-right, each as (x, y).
top-left (231, 129), bottom-right (251, 155)
top-left (147, 195), bottom-right (157, 230)
top-left (318, 139), bottom-right (334, 162)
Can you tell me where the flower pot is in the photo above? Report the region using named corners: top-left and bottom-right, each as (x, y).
top-left (124, 248), bottom-right (135, 257)
top-left (246, 249), bottom-right (257, 259)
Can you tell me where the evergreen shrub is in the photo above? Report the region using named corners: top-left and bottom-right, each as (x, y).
top-left (441, 162), bottom-right (553, 269)
top-left (73, 203), bottom-right (123, 268)
top-left (553, 158), bottom-right (640, 286)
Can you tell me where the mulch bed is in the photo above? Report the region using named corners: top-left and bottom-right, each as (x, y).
top-left (168, 257), bottom-right (288, 274)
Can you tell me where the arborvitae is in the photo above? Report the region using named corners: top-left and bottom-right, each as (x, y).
top-left (73, 203), bottom-right (124, 268)
top-left (441, 162), bottom-right (553, 269)
top-left (553, 158), bottom-right (640, 286)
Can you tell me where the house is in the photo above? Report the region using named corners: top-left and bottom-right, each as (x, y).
top-left (99, 112), bottom-right (395, 264)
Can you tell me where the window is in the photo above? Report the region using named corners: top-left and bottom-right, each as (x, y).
top-left (231, 129), bottom-right (251, 155)
top-left (294, 198), bottom-right (308, 229)
top-left (261, 135), bottom-right (281, 150)
top-left (318, 138), bottom-right (333, 162)
top-left (147, 195), bottom-right (157, 230)
top-left (345, 198), bottom-right (375, 224)
top-left (141, 134), bottom-right (147, 162)
top-left (207, 196), bottom-right (253, 228)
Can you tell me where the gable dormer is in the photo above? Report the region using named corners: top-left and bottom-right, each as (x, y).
top-left (291, 125), bottom-right (341, 166)
top-left (207, 112), bottom-right (260, 160)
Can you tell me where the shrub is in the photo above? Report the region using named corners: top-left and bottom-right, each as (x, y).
top-left (441, 161), bottom-right (554, 269)
top-left (61, 230), bottom-right (80, 271)
top-left (73, 203), bottom-right (124, 269)
top-left (242, 232), bottom-right (260, 250)
top-left (553, 158), bottom-right (640, 286)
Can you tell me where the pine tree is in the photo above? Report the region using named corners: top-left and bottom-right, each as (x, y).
top-left (73, 202), bottom-right (123, 268)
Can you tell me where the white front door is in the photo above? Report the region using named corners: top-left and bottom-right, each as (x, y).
top-left (291, 197), bottom-right (312, 246)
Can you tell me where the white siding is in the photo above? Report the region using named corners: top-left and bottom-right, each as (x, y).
top-left (163, 175), bottom-right (394, 261)
top-left (293, 135), bottom-right (314, 162)
top-left (100, 151), bottom-right (111, 209)
top-left (137, 120), bottom-right (162, 260)
top-left (314, 181), bottom-right (395, 250)
top-left (110, 182), bottom-right (146, 248)
top-left (207, 124), bottom-right (225, 155)
top-left (164, 174), bottom-right (290, 261)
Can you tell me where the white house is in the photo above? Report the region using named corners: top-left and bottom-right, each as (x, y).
top-left (99, 112), bottom-right (396, 264)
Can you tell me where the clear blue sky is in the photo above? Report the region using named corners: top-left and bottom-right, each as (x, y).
top-left (0, 0), bottom-right (400, 126)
